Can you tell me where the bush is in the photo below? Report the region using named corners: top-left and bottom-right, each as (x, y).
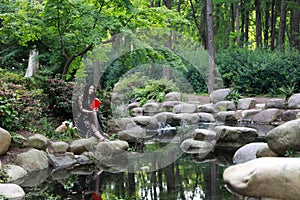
top-left (216, 48), bottom-right (300, 96)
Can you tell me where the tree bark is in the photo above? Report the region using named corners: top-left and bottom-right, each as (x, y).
top-left (278, 0), bottom-right (287, 50)
top-left (255, 0), bottom-right (262, 47)
top-left (264, 1), bottom-right (270, 47)
top-left (290, 0), bottom-right (300, 50)
top-left (234, 2), bottom-right (240, 46)
top-left (271, 0), bottom-right (278, 50)
top-left (206, 0), bottom-right (216, 93)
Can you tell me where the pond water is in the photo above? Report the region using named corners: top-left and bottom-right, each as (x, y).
top-left (20, 145), bottom-right (237, 200)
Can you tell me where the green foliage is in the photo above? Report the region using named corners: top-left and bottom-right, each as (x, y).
top-left (225, 90), bottom-right (243, 106)
top-left (216, 48), bottom-right (300, 96)
top-left (134, 79), bottom-right (179, 105)
top-left (0, 166), bottom-right (8, 184)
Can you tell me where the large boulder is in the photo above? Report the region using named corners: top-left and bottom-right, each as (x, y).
top-left (214, 101), bottom-right (236, 112)
top-left (197, 103), bottom-right (215, 113)
top-left (214, 126), bottom-right (258, 150)
top-left (223, 157), bottom-right (300, 200)
top-left (24, 134), bottom-right (50, 150)
top-left (232, 142), bottom-right (268, 164)
top-left (198, 112), bottom-right (215, 122)
top-left (173, 102), bottom-right (197, 113)
top-left (0, 183), bottom-right (25, 200)
top-left (132, 116), bottom-right (158, 129)
top-left (266, 119), bottom-right (300, 155)
top-left (6, 165), bottom-right (27, 182)
top-left (288, 93), bottom-right (300, 109)
top-left (0, 127), bottom-right (11, 156)
top-left (164, 92), bottom-right (182, 101)
top-left (180, 138), bottom-right (214, 156)
top-left (143, 102), bottom-right (161, 114)
top-left (241, 109), bottom-right (260, 122)
top-left (15, 149), bottom-right (49, 172)
top-left (209, 88), bottom-right (231, 103)
top-left (69, 137), bottom-right (97, 155)
top-left (194, 129), bottom-right (216, 142)
top-left (252, 108), bottom-right (281, 124)
top-left (215, 111), bottom-right (240, 123)
top-left (237, 98), bottom-right (256, 110)
top-left (118, 126), bottom-right (147, 143)
top-left (94, 140), bottom-right (129, 157)
top-left (265, 98), bottom-right (286, 109)
top-left (281, 110), bottom-right (300, 121)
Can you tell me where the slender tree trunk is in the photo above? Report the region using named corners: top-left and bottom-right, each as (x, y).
top-left (271, 0), bottom-right (278, 50)
top-left (255, 0), bottom-right (262, 47)
top-left (234, 2), bottom-right (240, 45)
top-left (264, 1), bottom-right (270, 47)
top-left (290, 0), bottom-right (300, 50)
top-left (189, 0), bottom-right (206, 46)
top-left (244, 0), bottom-right (250, 46)
top-left (206, 0), bottom-right (216, 93)
top-left (278, 0), bottom-right (287, 50)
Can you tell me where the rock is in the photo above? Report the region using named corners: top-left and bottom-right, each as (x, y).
top-left (194, 129), bottom-right (216, 141)
top-left (215, 111), bottom-right (240, 123)
top-left (175, 113), bottom-right (200, 124)
top-left (237, 98), bottom-right (256, 110)
top-left (197, 103), bottom-right (215, 113)
top-left (69, 137), bottom-right (97, 155)
top-left (241, 109), bottom-right (261, 122)
top-left (161, 101), bottom-right (182, 112)
top-left (233, 142), bottom-right (268, 164)
top-left (94, 140), bottom-right (129, 157)
top-left (265, 98), bottom-right (286, 109)
top-left (252, 108), bottom-right (281, 124)
top-left (0, 127), bottom-right (11, 156)
top-left (15, 149), bottom-right (49, 172)
top-left (132, 116), bottom-right (158, 129)
top-left (24, 134), bottom-right (50, 150)
top-left (198, 112), bottom-right (215, 122)
top-left (118, 126), bottom-right (146, 143)
top-left (281, 110), bottom-right (300, 121)
top-left (173, 102), bottom-right (197, 113)
top-left (48, 141), bottom-right (69, 154)
top-left (266, 119), bottom-right (300, 155)
top-left (180, 138), bottom-right (214, 155)
top-left (48, 154), bottom-right (77, 171)
top-left (132, 107), bottom-right (143, 116)
top-left (114, 117), bottom-right (137, 131)
top-left (214, 126), bottom-right (258, 150)
top-left (19, 168), bottom-right (50, 187)
top-left (6, 165), bottom-right (27, 182)
top-left (0, 183), bottom-right (25, 200)
top-left (127, 102), bottom-right (141, 111)
top-left (223, 157), bottom-right (300, 200)
top-left (209, 88), bottom-right (231, 103)
top-left (165, 92), bottom-right (182, 101)
top-left (288, 93), bottom-right (300, 109)
top-left (256, 146), bottom-right (278, 158)
top-left (143, 102), bottom-right (161, 114)
top-left (297, 112), bottom-right (300, 119)
top-left (214, 101), bottom-right (236, 112)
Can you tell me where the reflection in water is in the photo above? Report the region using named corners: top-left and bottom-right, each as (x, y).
top-left (22, 151), bottom-right (236, 200)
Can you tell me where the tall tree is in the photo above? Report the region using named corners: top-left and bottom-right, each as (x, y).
top-left (255, 0), bottom-right (263, 47)
top-left (271, 0), bottom-right (279, 50)
top-left (206, 0), bottom-right (216, 93)
top-left (290, 0), bottom-right (300, 50)
top-left (278, 0), bottom-right (287, 50)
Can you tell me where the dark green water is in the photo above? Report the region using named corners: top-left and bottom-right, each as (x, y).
top-left (22, 151), bottom-right (235, 200)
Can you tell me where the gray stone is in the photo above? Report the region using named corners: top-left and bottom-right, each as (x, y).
top-left (197, 103), bottom-right (215, 113)
top-left (281, 110), bottom-right (300, 121)
top-left (132, 107), bottom-right (143, 116)
top-left (214, 101), bottom-right (236, 112)
top-left (164, 92), bottom-right (182, 101)
top-left (0, 127), bottom-right (11, 156)
top-left (94, 140), bottom-right (129, 157)
top-left (175, 113), bottom-right (200, 124)
top-left (161, 101), bottom-right (181, 112)
top-left (215, 111), bottom-right (240, 122)
top-left (114, 117), bottom-right (137, 131)
top-left (209, 88), bottom-right (231, 103)
top-left (132, 116), bottom-right (158, 129)
top-left (266, 119), bottom-right (300, 155)
top-left (15, 149), bottom-right (49, 172)
top-left (214, 126), bottom-right (258, 149)
top-left (127, 102), bottom-right (141, 110)
top-left (180, 138), bottom-right (214, 155)
top-left (143, 102), bottom-right (161, 114)
top-left (256, 146), bottom-right (278, 158)
top-left (173, 102), bottom-right (197, 113)
top-left (198, 112), bottom-right (215, 122)
top-left (265, 98), bottom-right (286, 109)
top-left (233, 142), bottom-right (268, 164)
top-left (252, 108), bottom-right (281, 124)
top-left (24, 134), bottom-right (50, 150)
top-left (6, 165), bottom-right (27, 182)
top-left (241, 109), bottom-right (261, 122)
top-left (69, 137), bottom-right (97, 155)
top-left (223, 157), bottom-right (300, 200)
top-left (194, 129), bottom-right (216, 141)
top-left (118, 126), bottom-right (147, 143)
top-left (288, 93), bottom-right (300, 109)
top-left (238, 98), bottom-right (256, 110)
top-left (0, 183), bottom-right (25, 200)
top-left (48, 154), bottom-right (77, 170)
top-left (48, 141), bottom-right (69, 154)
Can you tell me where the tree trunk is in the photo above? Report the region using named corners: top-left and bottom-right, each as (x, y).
top-left (290, 0), bottom-right (300, 50)
top-left (271, 0), bottom-right (278, 50)
top-left (244, 0), bottom-right (250, 46)
top-left (206, 0), bottom-right (216, 93)
top-left (25, 47), bottom-right (39, 77)
top-left (234, 2), bottom-right (240, 45)
top-left (278, 0), bottom-right (287, 50)
top-left (255, 0), bottom-right (262, 47)
top-left (264, 1), bottom-right (270, 47)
